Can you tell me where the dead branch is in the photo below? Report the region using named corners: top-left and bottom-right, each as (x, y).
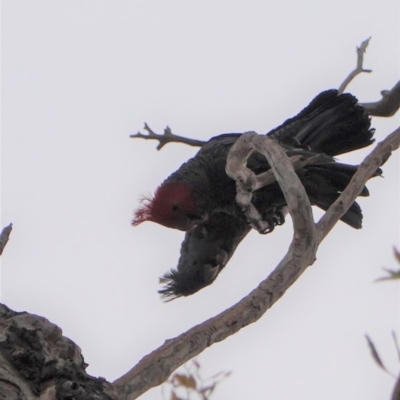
top-left (113, 125), bottom-right (400, 399)
top-left (131, 40), bottom-right (397, 155)
top-left (0, 224), bottom-right (12, 255)
top-left (130, 123), bottom-right (206, 150)
top-left (360, 81), bottom-right (400, 117)
top-left (392, 372), bottom-right (400, 400)
top-left (337, 37), bottom-right (400, 117)
top-left (338, 37), bottom-right (372, 94)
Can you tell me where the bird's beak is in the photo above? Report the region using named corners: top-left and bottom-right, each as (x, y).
top-left (187, 212), bottom-right (209, 231)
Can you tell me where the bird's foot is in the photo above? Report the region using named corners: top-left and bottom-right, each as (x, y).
top-left (256, 209), bottom-right (286, 234)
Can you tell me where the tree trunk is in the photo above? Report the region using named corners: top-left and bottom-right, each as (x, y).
top-left (0, 303), bottom-right (117, 400)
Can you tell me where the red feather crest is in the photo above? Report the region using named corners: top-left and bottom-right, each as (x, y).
top-left (132, 182), bottom-right (196, 227)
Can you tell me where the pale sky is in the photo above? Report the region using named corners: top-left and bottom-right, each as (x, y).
top-left (1, 1), bottom-right (400, 399)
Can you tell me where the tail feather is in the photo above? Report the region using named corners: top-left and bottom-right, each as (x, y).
top-left (304, 163), bottom-right (382, 197)
top-left (269, 90), bottom-right (374, 156)
top-left (298, 162), bottom-right (382, 228)
top-left (313, 194), bottom-right (364, 229)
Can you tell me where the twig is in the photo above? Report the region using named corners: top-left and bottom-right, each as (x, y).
top-left (316, 126), bottom-right (400, 241)
top-left (133, 77), bottom-right (400, 153)
top-left (391, 373), bottom-right (400, 400)
top-left (360, 81), bottom-right (400, 117)
top-left (0, 224), bottom-right (12, 256)
top-left (365, 335), bottom-right (396, 377)
top-left (392, 331), bottom-right (400, 361)
top-left (130, 123), bottom-right (206, 150)
top-left (337, 38), bottom-right (400, 117)
top-left (338, 37), bottom-right (372, 94)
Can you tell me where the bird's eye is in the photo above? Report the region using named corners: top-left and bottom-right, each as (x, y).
top-left (171, 204), bottom-right (178, 211)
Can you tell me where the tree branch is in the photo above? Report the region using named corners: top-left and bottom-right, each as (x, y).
top-left (113, 133), bottom-right (318, 400)
top-left (130, 123), bottom-right (206, 150)
top-left (3, 126), bottom-right (398, 399)
top-left (0, 224), bottom-right (12, 256)
top-left (225, 132), bottom-right (322, 232)
top-left (360, 81), bottom-right (400, 117)
top-left (131, 40), bottom-right (398, 154)
top-left (338, 37), bottom-right (372, 94)
top-left (316, 126), bottom-right (400, 241)
top-left (4, 36), bottom-right (399, 399)
top-left (391, 372), bottom-right (400, 400)
top-left (115, 124), bottom-right (400, 399)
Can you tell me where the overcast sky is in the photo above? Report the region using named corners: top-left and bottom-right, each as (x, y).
top-left (1, 1), bottom-right (400, 399)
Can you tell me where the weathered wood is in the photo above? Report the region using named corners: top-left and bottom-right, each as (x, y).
top-left (0, 304), bottom-right (117, 400)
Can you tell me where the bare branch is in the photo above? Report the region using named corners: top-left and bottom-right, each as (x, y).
top-left (0, 224), bottom-right (12, 256)
top-left (316, 125), bottom-right (400, 241)
top-left (118, 39), bottom-right (399, 398)
top-left (338, 37), bottom-right (372, 94)
top-left (114, 125), bottom-right (400, 399)
top-left (130, 123), bottom-right (206, 150)
top-left (131, 82), bottom-right (400, 156)
top-left (114, 133), bottom-right (318, 399)
top-left (360, 81), bottom-right (400, 117)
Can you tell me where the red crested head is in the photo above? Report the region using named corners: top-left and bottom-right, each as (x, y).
top-left (133, 181), bottom-right (206, 231)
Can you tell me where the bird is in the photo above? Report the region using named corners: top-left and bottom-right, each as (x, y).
top-left (133, 89), bottom-right (382, 300)
top-left (133, 89), bottom-right (380, 233)
top-left (159, 212), bottom-right (250, 300)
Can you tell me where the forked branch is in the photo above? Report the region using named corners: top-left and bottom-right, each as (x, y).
top-left (130, 123), bottom-right (206, 150)
top-left (338, 37), bottom-right (372, 94)
top-left (114, 126), bottom-right (400, 399)
top-left (360, 81), bottom-right (400, 117)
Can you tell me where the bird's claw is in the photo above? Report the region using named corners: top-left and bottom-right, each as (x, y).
top-left (255, 209), bottom-right (286, 234)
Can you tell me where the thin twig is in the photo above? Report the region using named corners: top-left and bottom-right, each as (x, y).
top-left (365, 335), bottom-right (396, 377)
top-left (132, 76), bottom-right (400, 153)
top-left (130, 123), bottom-right (206, 150)
top-left (338, 37), bottom-right (372, 94)
top-left (392, 331), bottom-right (400, 362)
top-left (0, 224), bottom-right (13, 256)
top-left (391, 373), bottom-right (400, 400)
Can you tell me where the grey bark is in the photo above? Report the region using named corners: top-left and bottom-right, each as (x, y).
top-left (0, 303), bottom-right (118, 400)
